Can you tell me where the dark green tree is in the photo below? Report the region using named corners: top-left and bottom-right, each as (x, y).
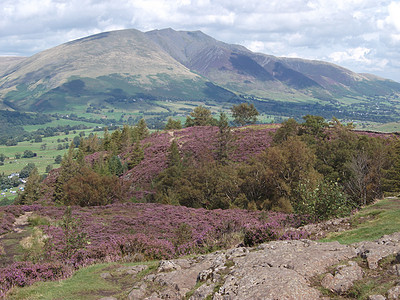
top-left (20, 163), bottom-right (37, 178)
top-left (108, 155), bottom-right (124, 176)
top-left (231, 103), bottom-right (259, 126)
top-left (132, 118), bottom-right (149, 142)
top-left (185, 106), bottom-right (216, 127)
top-left (16, 167), bottom-right (42, 205)
top-left (127, 142), bottom-right (144, 169)
top-left (165, 118), bottom-right (182, 130)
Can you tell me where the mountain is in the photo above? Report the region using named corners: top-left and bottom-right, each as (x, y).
top-left (1, 28), bottom-right (400, 122)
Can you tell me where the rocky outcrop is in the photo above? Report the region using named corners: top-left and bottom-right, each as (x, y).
top-left (119, 232), bottom-right (400, 299)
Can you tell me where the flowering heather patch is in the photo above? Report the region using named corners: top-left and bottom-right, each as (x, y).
top-left (0, 203), bottom-right (309, 296)
top-left (0, 262), bottom-right (72, 298)
top-left (0, 206), bottom-right (24, 235)
top-left (121, 125), bottom-right (275, 194)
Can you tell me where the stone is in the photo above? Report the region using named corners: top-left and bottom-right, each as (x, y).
top-left (116, 264), bottom-right (148, 276)
top-left (388, 285), bottom-right (400, 300)
top-left (124, 233), bottom-right (400, 299)
top-left (356, 236), bottom-right (400, 269)
top-left (368, 295), bottom-right (386, 300)
top-left (98, 298), bottom-right (117, 300)
top-left (321, 261), bottom-right (363, 294)
top-left (100, 272), bottom-right (112, 279)
top-left (189, 283), bottom-right (215, 300)
top-left (393, 264), bottom-right (400, 276)
top-left (157, 260), bottom-right (181, 272)
top-left (127, 283), bottom-right (147, 300)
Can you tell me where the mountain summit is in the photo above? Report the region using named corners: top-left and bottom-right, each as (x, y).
top-left (0, 28), bottom-right (399, 121)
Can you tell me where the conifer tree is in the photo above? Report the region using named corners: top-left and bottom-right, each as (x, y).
top-left (216, 112), bottom-right (232, 164)
top-left (16, 167), bottom-right (42, 205)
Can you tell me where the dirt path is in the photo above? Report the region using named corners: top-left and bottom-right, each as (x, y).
top-left (0, 211), bottom-right (33, 267)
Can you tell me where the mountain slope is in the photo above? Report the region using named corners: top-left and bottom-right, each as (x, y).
top-left (0, 29), bottom-right (230, 112)
top-left (147, 29), bottom-right (400, 102)
top-left (0, 28), bottom-right (400, 122)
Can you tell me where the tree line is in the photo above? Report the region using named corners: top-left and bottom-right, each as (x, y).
top-left (16, 105), bottom-right (400, 221)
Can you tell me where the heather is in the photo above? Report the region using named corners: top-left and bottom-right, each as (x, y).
top-left (0, 203), bottom-right (308, 297)
top-left (6, 112), bottom-right (400, 296)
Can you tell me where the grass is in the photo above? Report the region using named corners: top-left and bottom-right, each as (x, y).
top-left (7, 261), bottom-right (158, 300)
top-left (321, 197), bottom-right (400, 244)
top-left (0, 128), bottom-right (104, 175)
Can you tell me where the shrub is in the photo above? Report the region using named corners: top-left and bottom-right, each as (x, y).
top-left (295, 180), bottom-right (354, 220)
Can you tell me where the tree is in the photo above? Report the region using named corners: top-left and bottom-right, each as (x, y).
top-left (215, 112), bottom-right (232, 164)
top-left (132, 118), bottom-right (150, 142)
top-left (165, 118), bottom-right (182, 130)
top-left (16, 167), bottom-right (42, 205)
top-left (54, 155), bottom-right (62, 164)
top-left (127, 142), bottom-right (144, 170)
top-left (20, 163), bottom-right (37, 178)
top-left (185, 106), bottom-right (216, 127)
top-left (45, 164), bottom-right (53, 173)
top-left (272, 118), bottom-right (299, 144)
top-left (23, 150), bottom-right (35, 158)
top-left (0, 153), bottom-right (5, 163)
top-left (300, 115), bottom-right (327, 139)
top-left (108, 155), bottom-right (124, 176)
top-left (62, 167), bottom-right (122, 206)
top-left (231, 103), bottom-right (259, 126)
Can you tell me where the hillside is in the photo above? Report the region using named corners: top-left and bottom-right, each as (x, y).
top-left (1, 28), bottom-right (400, 122)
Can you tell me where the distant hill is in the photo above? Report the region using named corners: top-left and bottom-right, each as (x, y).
top-left (1, 28), bottom-right (400, 122)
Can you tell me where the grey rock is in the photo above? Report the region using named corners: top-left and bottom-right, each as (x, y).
top-left (393, 264), bottom-right (400, 276)
top-left (388, 285), bottom-right (400, 300)
top-left (321, 261), bottom-right (363, 294)
top-left (98, 297), bottom-right (117, 300)
top-left (116, 264), bottom-right (148, 276)
top-left (126, 232), bottom-right (400, 299)
top-left (128, 283), bottom-right (147, 300)
top-left (215, 267), bottom-right (321, 299)
top-left (368, 295), bottom-right (386, 300)
top-left (100, 272), bottom-right (112, 279)
top-left (157, 260), bottom-right (182, 272)
top-left (356, 235), bottom-right (400, 269)
top-left (189, 283), bottom-right (215, 300)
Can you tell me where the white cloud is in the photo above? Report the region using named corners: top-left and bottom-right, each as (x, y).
top-left (329, 47), bottom-right (372, 64)
top-left (0, 0), bottom-right (400, 81)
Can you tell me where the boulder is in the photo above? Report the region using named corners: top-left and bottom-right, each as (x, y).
top-left (321, 261), bottom-right (363, 294)
top-left (388, 285), bottom-right (400, 300)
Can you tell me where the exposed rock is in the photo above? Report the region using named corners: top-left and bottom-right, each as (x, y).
top-left (368, 295), bottom-right (386, 300)
top-left (393, 264), bottom-right (400, 276)
top-left (100, 272), bottom-right (112, 279)
top-left (157, 260), bottom-right (181, 272)
top-left (356, 234), bottom-right (400, 269)
top-left (127, 283), bottom-right (147, 300)
top-left (215, 265), bottom-right (321, 299)
top-left (321, 261), bottom-right (364, 294)
top-left (388, 285), bottom-right (400, 300)
top-left (98, 297), bottom-right (117, 300)
top-left (116, 264), bottom-right (148, 276)
top-left (189, 283), bottom-right (215, 300)
top-left (123, 232), bottom-right (400, 299)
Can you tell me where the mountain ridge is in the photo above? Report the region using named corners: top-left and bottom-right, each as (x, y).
top-left (0, 28), bottom-right (399, 122)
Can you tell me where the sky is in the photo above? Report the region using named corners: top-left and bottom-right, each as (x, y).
top-left (1, 0), bottom-right (400, 82)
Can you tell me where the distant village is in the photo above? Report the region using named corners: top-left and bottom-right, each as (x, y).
top-left (1, 173), bottom-right (25, 198)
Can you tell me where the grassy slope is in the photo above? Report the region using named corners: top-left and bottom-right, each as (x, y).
top-left (321, 197), bottom-right (400, 244)
top-left (7, 262), bottom-right (158, 300)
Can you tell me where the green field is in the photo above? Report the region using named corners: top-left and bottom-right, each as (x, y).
top-left (0, 128), bottom-right (100, 175)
